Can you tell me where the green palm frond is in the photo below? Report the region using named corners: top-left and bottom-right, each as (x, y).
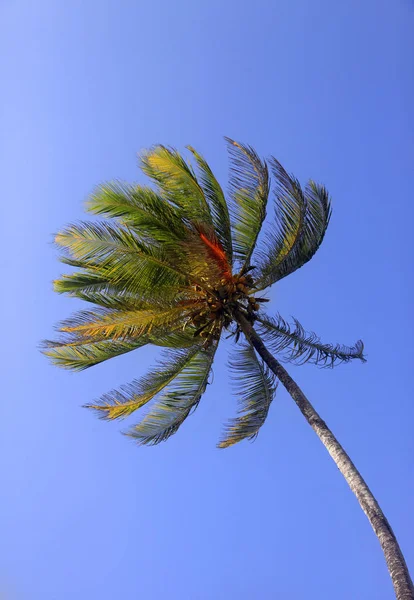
top-left (55, 221), bottom-right (189, 299)
top-left (64, 290), bottom-right (151, 311)
top-left (218, 342), bottom-right (277, 448)
top-left (54, 271), bottom-right (156, 310)
top-left (256, 313), bottom-right (366, 367)
top-left (42, 326), bottom-right (199, 372)
top-left (187, 146), bottom-right (233, 262)
top-left (86, 182), bottom-right (187, 244)
top-left (84, 345), bottom-right (203, 420)
top-left (54, 267), bottom-right (179, 310)
top-left (140, 145), bottom-right (213, 226)
top-left (225, 137), bottom-right (270, 269)
top-left (41, 337), bottom-right (148, 371)
top-left (125, 342), bottom-right (217, 445)
top-left (53, 270), bottom-right (112, 295)
top-left (151, 328), bottom-right (200, 349)
top-left (255, 159), bottom-right (331, 289)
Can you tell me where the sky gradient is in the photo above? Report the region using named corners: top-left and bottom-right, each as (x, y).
top-left (1, 1), bottom-right (413, 598)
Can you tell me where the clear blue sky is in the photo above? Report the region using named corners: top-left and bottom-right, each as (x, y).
top-left (1, 1), bottom-right (413, 598)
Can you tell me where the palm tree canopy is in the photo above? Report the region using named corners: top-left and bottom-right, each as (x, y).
top-left (43, 140), bottom-right (365, 447)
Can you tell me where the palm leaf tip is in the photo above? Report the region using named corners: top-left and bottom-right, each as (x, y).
top-left (218, 343), bottom-right (277, 449)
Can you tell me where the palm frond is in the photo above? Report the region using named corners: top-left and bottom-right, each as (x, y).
top-left (53, 270), bottom-right (111, 295)
top-left (140, 145), bottom-right (213, 226)
top-left (187, 146), bottom-right (233, 262)
top-left (56, 305), bottom-right (189, 341)
top-left (84, 345), bottom-right (203, 420)
top-left (55, 221), bottom-right (190, 298)
top-left (218, 342), bottom-right (277, 448)
top-left (42, 324), bottom-right (200, 371)
top-left (53, 266), bottom-right (178, 309)
top-left (255, 159), bottom-right (331, 289)
top-left (256, 313), bottom-right (366, 367)
top-left (41, 337), bottom-right (148, 371)
top-left (151, 328), bottom-right (201, 349)
top-left (54, 271), bottom-right (156, 310)
top-left (225, 138), bottom-right (270, 269)
top-left (86, 182), bottom-right (187, 244)
top-left (125, 342), bottom-right (217, 445)
top-left (66, 290), bottom-right (152, 311)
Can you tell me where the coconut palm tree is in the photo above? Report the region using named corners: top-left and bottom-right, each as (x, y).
top-left (43, 140), bottom-right (413, 599)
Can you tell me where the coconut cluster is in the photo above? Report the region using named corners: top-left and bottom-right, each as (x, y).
top-left (188, 273), bottom-right (262, 346)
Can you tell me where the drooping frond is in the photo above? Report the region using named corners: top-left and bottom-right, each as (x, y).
top-left (225, 137), bottom-right (270, 269)
top-left (187, 146), bottom-right (233, 262)
top-left (125, 342), bottom-right (217, 445)
top-left (254, 160), bottom-right (305, 286)
top-left (41, 337), bottom-right (148, 371)
top-left (255, 159), bottom-right (331, 289)
top-left (55, 221), bottom-right (189, 299)
top-left (256, 313), bottom-right (366, 367)
top-left (218, 342), bottom-right (277, 448)
top-left (84, 345), bottom-right (203, 420)
top-left (140, 145), bottom-right (213, 226)
top-left (85, 182), bottom-right (187, 244)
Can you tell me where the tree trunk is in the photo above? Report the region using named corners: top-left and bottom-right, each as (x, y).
top-left (237, 312), bottom-right (414, 600)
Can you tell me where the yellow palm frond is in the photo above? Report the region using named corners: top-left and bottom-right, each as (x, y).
top-left (58, 305), bottom-right (190, 341)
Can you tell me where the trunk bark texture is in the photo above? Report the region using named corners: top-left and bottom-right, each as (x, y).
top-left (237, 312), bottom-right (414, 600)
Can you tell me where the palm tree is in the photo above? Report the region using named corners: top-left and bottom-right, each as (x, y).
top-left (43, 140), bottom-right (413, 599)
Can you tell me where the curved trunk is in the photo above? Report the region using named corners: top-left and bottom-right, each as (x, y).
top-left (237, 312), bottom-right (414, 600)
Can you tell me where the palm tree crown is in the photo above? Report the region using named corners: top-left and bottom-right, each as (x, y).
top-left (43, 139), bottom-right (365, 447)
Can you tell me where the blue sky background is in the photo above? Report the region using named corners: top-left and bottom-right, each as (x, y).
top-left (1, 1), bottom-right (413, 598)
